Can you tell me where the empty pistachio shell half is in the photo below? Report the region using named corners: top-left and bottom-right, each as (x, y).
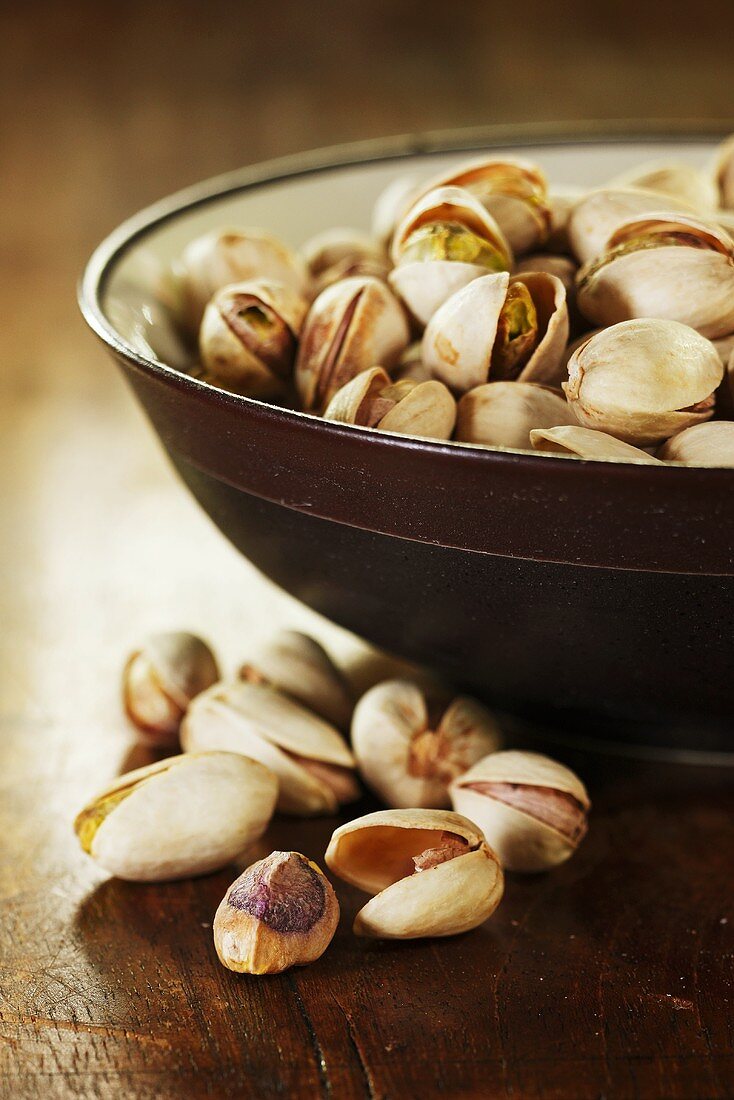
top-left (179, 227), bottom-right (308, 331)
top-left (74, 752), bottom-right (277, 882)
top-left (239, 630), bottom-right (353, 731)
top-left (301, 228), bottom-right (390, 296)
top-left (530, 425), bottom-right (663, 464)
top-left (325, 809), bottom-right (504, 938)
top-left (657, 421), bottom-right (734, 467)
top-left (324, 366), bottom-right (457, 441)
top-left (607, 161), bottom-right (718, 213)
top-left (456, 382), bottom-right (576, 450)
top-left (713, 134), bottom-right (734, 210)
top-left (198, 279), bottom-right (308, 397)
top-left (122, 631), bottom-right (219, 747)
top-left (567, 188), bottom-right (695, 265)
top-left (295, 276), bottom-right (409, 412)
top-left (576, 212), bottom-right (734, 339)
top-left (451, 750), bottom-right (590, 873)
top-left (214, 851), bottom-right (339, 974)
top-left (181, 681), bottom-right (359, 816)
top-left (563, 319), bottom-right (723, 446)
top-left (351, 680), bottom-right (500, 809)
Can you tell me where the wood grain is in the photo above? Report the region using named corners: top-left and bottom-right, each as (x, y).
top-left (2, 2), bottom-right (734, 1096)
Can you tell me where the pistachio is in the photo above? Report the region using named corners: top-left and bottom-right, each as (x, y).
top-left (451, 750), bottom-right (590, 872)
top-left (181, 681), bottom-right (359, 815)
top-left (295, 276), bottom-right (409, 412)
top-left (530, 425), bottom-right (663, 464)
top-left (351, 680), bottom-right (500, 809)
top-left (301, 228), bottom-right (389, 296)
top-left (545, 185), bottom-right (585, 253)
top-left (567, 188), bottom-right (696, 264)
top-left (324, 367), bottom-right (456, 441)
top-left (239, 630), bottom-right (353, 731)
top-left (563, 319), bottom-right (723, 446)
top-left (371, 174), bottom-right (420, 246)
top-left (607, 161), bottom-right (718, 213)
top-left (74, 752), bottom-right (277, 882)
top-left (214, 851), bottom-right (339, 974)
top-left (393, 341), bottom-right (432, 383)
top-left (657, 421), bottom-right (734, 467)
top-left (514, 253), bottom-right (578, 298)
top-left (325, 809), bottom-right (504, 938)
top-left (713, 134), bottom-right (734, 209)
top-left (122, 631), bottom-right (219, 747)
top-left (456, 382), bottom-right (576, 450)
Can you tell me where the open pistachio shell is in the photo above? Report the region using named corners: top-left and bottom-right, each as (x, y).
top-left (181, 681), bottom-right (358, 816)
top-left (391, 185), bottom-right (513, 269)
top-left (325, 809), bottom-right (504, 939)
top-left (324, 368), bottom-right (456, 441)
top-left (514, 253), bottom-right (578, 297)
top-left (713, 135), bottom-right (734, 209)
top-left (388, 259), bottom-right (487, 328)
top-left (451, 750), bottom-right (590, 873)
top-left (608, 161), bottom-right (718, 213)
top-left (657, 421), bottom-right (734, 467)
top-left (457, 382), bottom-right (576, 450)
top-left (563, 319), bottom-right (723, 446)
top-left (567, 188), bottom-right (695, 264)
top-left (74, 752), bottom-right (278, 882)
top-left (530, 425), bottom-right (663, 464)
top-left (301, 228), bottom-right (390, 296)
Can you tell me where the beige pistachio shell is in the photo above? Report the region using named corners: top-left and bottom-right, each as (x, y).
top-left (74, 752), bottom-right (278, 882)
top-left (239, 630), bottom-right (353, 730)
top-left (657, 421), bottom-right (734, 467)
top-left (325, 808), bottom-right (504, 938)
top-left (514, 272), bottom-right (569, 386)
top-left (451, 750), bottom-right (590, 873)
top-left (546, 185), bottom-right (585, 253)
top-left (563, 319), bottom-right (723, 446)
top-left (391, 185), bottom-right (513, 268)
top-left (351, 680), bottom-right (500, 809)
top-left (530, 425), bottom-right (663, 464)
top-left (181, 681), bottom-right (358, 816)
top-left (388, 259), bottom-right (487, 327)
top-left (514, 253), bottom-right (578, 297)
top-left (371, 174), bottom-right (421, 246)
top-left (713, 135), bottom-right (734, 209)
top-left (394, 342), bottom-right (431, 383)
top-left (456, 382), bottom-right (576, 450)
top-left (301, 228), bottom-right (390, 296)
top-left (567, 187), bottom-right (695, 264)
top-left (179, 227), bottom-right (308, 331)
top-left (608, 161), bottom-right (718, 213)
top-left (295, 276), bottom-right (409, 412)
top-left (324, 367), bottom-right (456, 441)
top-left (214, 851), bottom-right (339, 974)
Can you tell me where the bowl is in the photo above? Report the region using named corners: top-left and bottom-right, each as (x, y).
top-left (79, 125), bottom-right (734, 752)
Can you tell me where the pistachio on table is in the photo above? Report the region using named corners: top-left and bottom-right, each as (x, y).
top-left (325, 809), bottom-right (504, 939)
top-left (123, 631), bottom-right (219, 747)
top-left (456, 381), bottom-right (576, 450)
top-left (351, 680), bottom-right (500, 809)
top-left (451, 750), bottom-right (590, 873)
top-left (74, 752), bottom-right (277, 882)
top-left (214, 851), bottom-right (339, 974)
top-left (324, 366), bottom-right (456, 441)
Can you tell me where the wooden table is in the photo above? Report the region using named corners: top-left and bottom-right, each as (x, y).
top-left (2, 3), bottom-right (734, 1096)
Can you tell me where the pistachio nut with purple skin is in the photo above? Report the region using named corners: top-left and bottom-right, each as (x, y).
top-left (324, 366), bottom-right (457, 442)
top-left (214, 851), bottom-right (340, 974)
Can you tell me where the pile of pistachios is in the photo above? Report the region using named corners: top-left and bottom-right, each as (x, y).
top-left (161, 135), bottom-right (734, 467)
top-left (74, 629), bottom-right (590, 974)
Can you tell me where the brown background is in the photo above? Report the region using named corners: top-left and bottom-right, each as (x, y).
top-left (2, 3), bottom-right (734, 1098)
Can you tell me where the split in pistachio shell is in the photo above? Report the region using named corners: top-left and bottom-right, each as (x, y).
top-left (451, 750), bottom-right (590, 873)
top-left (418, 156), bottom-right (552, 255)
top-left (74, 752), bottom-right (278, 882)
top-left (325, 809), bottom-right (504, 938)
top-left (295, 276), bottom-right (409, 412)
top-left (324, 366), bottom-right (456, 441)
top-left (181, 680), bottom-right (359, 816)
top-left (179, 227), bottom-right (308, 332)
top-left (567, 187), bottom-right (696, 264)
top-left (371, 174), bottom-right (421, 246)
top-left (214, 851), bottom-right (339, 974)
top-left (713, 135), bottom-right (734, 210)
top-left (351, 680), bottom-right (500, 809)
top-left (563, 319), bottom-right (723, 446)
top-left (198, 279), bottom-right (308, 397)
top-left (239, 629), bottom-right (353, 731)
top-left (657, 421), bottom-right (734, 467)
top-left (301, 228), bottom-right (390, 296)
top-left (607, 161), bottom-right (718, 213)
top-left (530, 425), bottom-right (663, 464)
top-left (456, 382), bottom-right (577, 451)
top-left (122, 631), bottom-right (219, 747)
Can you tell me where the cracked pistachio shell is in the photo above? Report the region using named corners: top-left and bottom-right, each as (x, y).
top-left (607, 161), bottom-right (718, 213)
top-left (451, 750), bottom-right (590, 873)
top-left (301, 228), bottom-right (390, 296)
top-left (418, 156), bottom-right (552, 255)
top-left (179, 227), bottom-right (308, 331)
top-left (123, 631), bottom-right (219, 747)
top-left (325, 809), bottom-right (504, 939)
top-left (324, 367), bottom-right (456, 441)
top-left (456, 382), bottom-right (576, 450)
top-left (390, 185), bottom-right (513, 268)
top-left (239, 630), bottom-right (353, 731)
top-left (214, 851), bottom-right (339, 974)
top-left (181, 681), bottom-right (358, 816)
top-left (199, 279), bottom-right (308, 397)
top-left (713, 135), bottom-right (734, 209)
top-left (576, 212), bottom-right (734, 339)
top-left (658, 421), bottom-right (734, 467)
top-left (530, 425), bottom-right (663, 464)
top-left (74, 752), bottom-right (277, 882)
top-left (351, 680), bottom-right (500, 809)
top-left (388, 259), bottom-right (487, 328)
top-left (295, 276), bottom-right (409, 412)
top-left (563, 319), bottom-right (723, 446)
top-left (567, 188), bottom-right (695, 264)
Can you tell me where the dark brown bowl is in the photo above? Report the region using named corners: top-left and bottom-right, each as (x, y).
top-left (79, 126), bottom-right (734, 751)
